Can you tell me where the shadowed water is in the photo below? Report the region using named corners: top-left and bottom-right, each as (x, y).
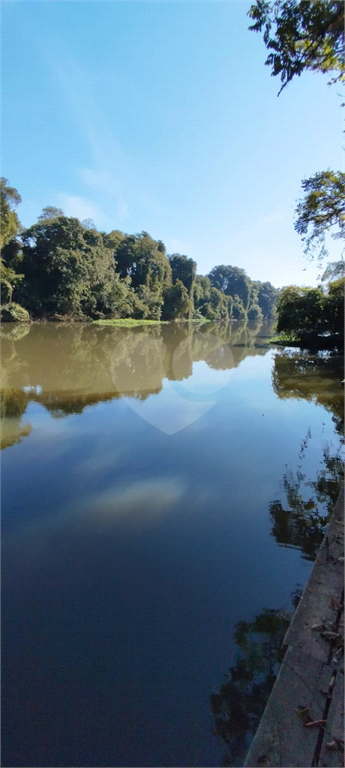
top-left (1, 321), bottom-right (343, 767)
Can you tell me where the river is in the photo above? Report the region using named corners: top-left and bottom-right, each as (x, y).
top-left (1, 320), bottom-right (343, 767)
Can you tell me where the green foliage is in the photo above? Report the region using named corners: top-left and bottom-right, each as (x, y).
top-left (169, 253), bottom-right (197, 293)
top-left (248, 0), bottom-right (344, 94)
top-left (203, 287), bottom-right (230, 321)
top-left (112, 231), bottom-right (172, 289)
top-left (38, 206), bottom-right (64, 221)
top-left (276, 279), bottom-right (344, 346)
top-left (16, 217), bottom-right (134, 319)
top-left (0, 178), bottom-right (21, 250)
top-left (0, 388), bottom-right (28, 418)
top-left (1, 302), bottom-right (30, 323)
top-left (1, 259), bottom-right (24, 304)
top-left (207, 266), bottom-right (278, 320)
top-left (247, 303), bottom-right (263, 321)
top-left (2, 182), bottom-right (278, 324)
top-left (256, 281), bottom-right (279, 318)
top-left (277, 285), bottom-right (326, 335)
top-left (325, 276), bottom-right (345, 338)
top-left (249, 3), bottom-right (344, 263)
top-left (321, 259), bottom-right (345, 283)
top-left (208, 265), bottom-right (250, 306)
top-left (294, 171), bottom-right (345, 259)
top-left (162, 279), bottom-right (192, 320)
top-left (193, 276), bottom-right (232, 321)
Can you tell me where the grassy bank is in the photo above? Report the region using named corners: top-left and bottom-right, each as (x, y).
top-left (92, 318), bottom-right (169, 327)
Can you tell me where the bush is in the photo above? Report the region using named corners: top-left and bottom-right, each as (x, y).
top-left (1, 302), bottom-right (30, 323)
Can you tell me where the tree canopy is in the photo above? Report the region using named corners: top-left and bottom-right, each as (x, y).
top-left (276, 277), bottom-right (344, 347)
top-left (0, 177), bottom-right (22, 250)
top-left (248, 0), bottom-right (344, 94)
top-left (1, 180), bottom-right (279, 324)
top-left (294, 170), bottom-right (345, 259)
top-left (249, 2), bottom-right (344, 264)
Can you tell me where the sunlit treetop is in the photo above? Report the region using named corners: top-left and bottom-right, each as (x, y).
top-left (294, 170), bottom-right (345, 258)
top-left (248, 0), bottom-right (344, 94)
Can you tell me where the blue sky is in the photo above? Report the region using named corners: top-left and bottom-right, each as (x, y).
top-left (2, 0), bottom-right (343, 287)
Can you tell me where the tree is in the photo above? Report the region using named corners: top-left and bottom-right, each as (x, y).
top-left (169, 253), bottom-right (197, 319)
top-left (17, 217), bottom-right (134, 319)
top-left (0, 178), bottom-right (21, 250)
top-left (277, 285), bottom-right (326, 338)
top-left (321, 259), bottom-right (345, 283)
top-left (38, 206), bottom-right (64, 221)
top-left (255, 281), bottom-right (279, 318)
top-left (204, 287), bottom-right (230, 321)
top-left (324, 276), bottom-right (344, 339)
top-left (0, 179), bottom-right (29, 322)
top-left (248, 0), bottom-right (344, 94)
top-left (110, 232), bottom-right (172, 319)
top-left (294, 170), bottom-right (345, 259)
top-left (276, 279), bottom-right (344, 345)
top-left (208, 265), bottom-right (251, 309)
top-left (248, 3), bottom-right (344, 261)
top-left (161, 279), bottom-right (192, 320)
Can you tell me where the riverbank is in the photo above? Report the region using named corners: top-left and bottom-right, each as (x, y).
top-left (244, 486), bottom-right (344, 768)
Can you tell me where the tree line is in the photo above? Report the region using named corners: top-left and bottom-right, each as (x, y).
top-left (0, 184), bottom-right (278, 324)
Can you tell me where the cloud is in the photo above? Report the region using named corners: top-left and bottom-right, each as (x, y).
top-left (76, 477), bottom-right (187, 526)
top-left (4, 476), bottom-right (188, 566)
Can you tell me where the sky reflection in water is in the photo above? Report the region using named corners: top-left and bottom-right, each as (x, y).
top-left (1, 321), bottom-right (343, 767)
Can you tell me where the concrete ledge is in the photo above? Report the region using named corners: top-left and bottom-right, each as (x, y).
top-left (244, 487), bottom-right (344, 768)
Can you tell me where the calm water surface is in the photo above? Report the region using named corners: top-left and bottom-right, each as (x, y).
top-left (1, 321), bottom-right (343, 767)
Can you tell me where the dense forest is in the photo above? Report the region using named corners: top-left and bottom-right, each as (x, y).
top-left (1, 178), bottom-right (343, 348)
top-left (1, 180), bottom-right (278, 324)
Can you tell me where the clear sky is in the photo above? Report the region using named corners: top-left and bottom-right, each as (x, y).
top-left (1, 0), bottom-right (343, 288)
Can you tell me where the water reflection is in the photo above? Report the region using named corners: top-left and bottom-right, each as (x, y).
top-left (269, 440), bottom-right (344, 561)
top-left (1, 319), bottom-right (268, 446)
top-left (269, 349), bottom-right (344, 559)
top-left (2, 323), bottom-right (344, 767)
top-left (210, 404), bottom-right (343, 764)
top-left (210, 591), bottom-right (301, 767)
top-left (272, 349), bottom-right (344, 435)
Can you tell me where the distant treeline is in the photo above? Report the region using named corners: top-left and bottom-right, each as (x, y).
top-left (1, 180), bottom-right (278, 323)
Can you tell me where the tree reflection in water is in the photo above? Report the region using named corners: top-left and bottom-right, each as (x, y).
top-left (270, 348), bottom-right (344, 561)
top-left (211, 349), bottom-right (343, 766)
top-left (269, 442), bottom-right (344, 561)
top-left (0, 319), bottom-right (267, 447)
top-left (210, 594), bottom-right (300, 767)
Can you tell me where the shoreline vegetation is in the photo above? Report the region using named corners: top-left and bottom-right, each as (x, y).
top-left (1, 180), bottom-right (343, 351)
top-left (1, 184), bottom-right (278, 327)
